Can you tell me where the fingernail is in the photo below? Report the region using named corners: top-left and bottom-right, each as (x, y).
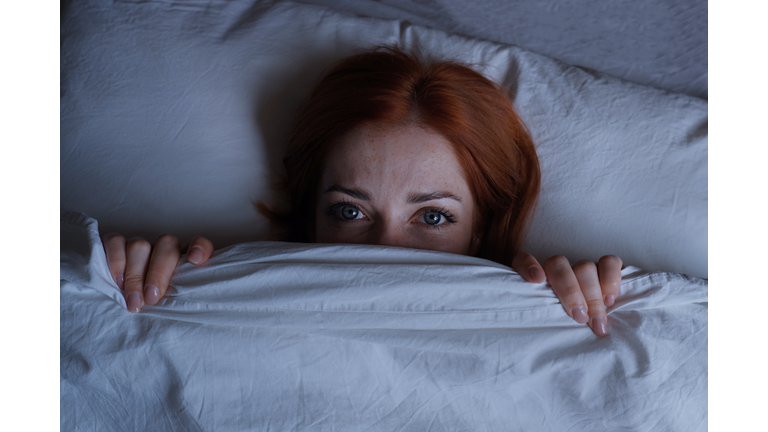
top-left (529, 266), bottom-right (544, 282)
top-left (188, 246), bottom-right (204, 264)
top-left (604, 295), bottom-right (616, 307)
top-left (144, 285), bottom-right (161, 306)
top-left (592, 315), bottom-right (608, 336)
top-left (127, 292), bottom-right (142, 313)
top-left (115, 274), bottom-right (124, 290)
top-left (571, 305), bottom-right (589, 324)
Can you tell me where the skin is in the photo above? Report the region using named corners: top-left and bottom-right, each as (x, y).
top-left (102, 234), bottom-right (214, 312)
top-left (102, 123), bottom-right (622, 337)
top-left (314, 123), bottom-right (481, 255)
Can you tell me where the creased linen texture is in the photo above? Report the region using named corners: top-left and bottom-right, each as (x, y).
top-left (61, 212), bottom-right (707, 431)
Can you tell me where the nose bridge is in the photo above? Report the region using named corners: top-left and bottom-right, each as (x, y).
top-left (374, 217), bottom-right (408, 248)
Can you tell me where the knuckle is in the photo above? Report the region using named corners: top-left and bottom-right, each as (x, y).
top-left (561, 283), bottom-right (582, 297)
top-left (586, 298), bottom-right (605, 310)
top-left (544, 255), bottom-right (569, 271)
top-left (156, 234), bottom-right (180, 249)
top-left (599, 255), bottom-right (623, 268)
top-left (515, 252), bottom-right (533, 261)
top-left (123, 274), bottom-right (145, 288)
top-left (126, 238), bottom-right (151, 254)
top-left (512, 253), bottom-right (536, 271)
top-left (572, 260), bottom-right (597, 274)
top-left (146, 273), bottom-right (170, 288)
top-left (103, 232), bottom-right (124, 241)
top-left (103, 233), bottom-right (125, 247)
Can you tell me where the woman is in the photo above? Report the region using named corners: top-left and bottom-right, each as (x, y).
top-left (102, 47), bottom-right (622, 336)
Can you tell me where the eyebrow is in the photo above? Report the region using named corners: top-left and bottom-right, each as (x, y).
top-left (407, 191), bottom-right (462, 204)
top-left (324, 184), bottom-right (462, 204)
top-left (323, 185), bottom-right (372, 201)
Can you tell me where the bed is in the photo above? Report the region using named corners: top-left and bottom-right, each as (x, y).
top-left (60, 0), bottom-right (708, 430)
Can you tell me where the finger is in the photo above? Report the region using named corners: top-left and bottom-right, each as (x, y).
top-left (511, 252), bottom-right (546, 283)
top-left (573, 260), bottom-right (608, 337)
top-left (124, 237), bottom-right (152, 313)
top-left (143, 235), bottom-right (181, 306)
top-left (102, 233), bottom-right (127, 290)
top-left (543, 256), bottom-right (589, 324)
top-left (598, 255), bottom-right (623, 307)
top-left (186, 236), bottom-right (214, 265)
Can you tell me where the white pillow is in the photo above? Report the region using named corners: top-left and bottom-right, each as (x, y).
top-left (60, 0), bottom-right (707, 277)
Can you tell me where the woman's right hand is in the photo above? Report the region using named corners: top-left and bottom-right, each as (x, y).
top-left (101, 233), bottom-right (214, 312)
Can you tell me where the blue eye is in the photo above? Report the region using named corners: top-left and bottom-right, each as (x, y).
top-left (328, 202), bottom-right (363, 221)
top-left (423, 210), bottom-right (443, 225)
top-left (421, 208), bottom-right (457, 228)
top-left (340, 205), bottom-right (360, 220)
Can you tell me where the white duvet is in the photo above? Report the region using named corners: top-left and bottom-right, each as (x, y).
top-left (61, 212), bottom-right (707, 431)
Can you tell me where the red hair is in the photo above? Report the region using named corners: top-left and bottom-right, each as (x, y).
top-left (259, 46), bottom-right (540, 266)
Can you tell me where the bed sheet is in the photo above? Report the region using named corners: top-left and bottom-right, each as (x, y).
top-left (60, 0), bottom-right (708, 278)
top-left (61, 212), bottom-right (707, 431)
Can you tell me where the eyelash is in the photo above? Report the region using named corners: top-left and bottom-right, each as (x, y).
top-left (326, 200), bottom-right (458, 229)
top-left (425, 207), bottom-right (457, 230)
top-left (327, 199), bottom-right (361, 223)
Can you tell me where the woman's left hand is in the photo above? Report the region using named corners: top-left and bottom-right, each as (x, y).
top-left (511, 253), bottom-right (623, 337)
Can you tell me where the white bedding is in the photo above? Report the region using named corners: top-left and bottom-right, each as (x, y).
top-left (61, 212), bottom-right (707, 431)
top-left (60, 0), bottom-right (708, 278)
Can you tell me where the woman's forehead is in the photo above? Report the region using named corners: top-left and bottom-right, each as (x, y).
top-left (328, 123), bottom-right (463, 173)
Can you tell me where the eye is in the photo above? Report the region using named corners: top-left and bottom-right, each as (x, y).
top-left (327, 201), bottom-right (365, 221)
top-left (423, 210), bottom-right (444, 225)
top-left (340, 205), bottom-right (361, 220)
top-left (420, 208), bottom-right (457, 228)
